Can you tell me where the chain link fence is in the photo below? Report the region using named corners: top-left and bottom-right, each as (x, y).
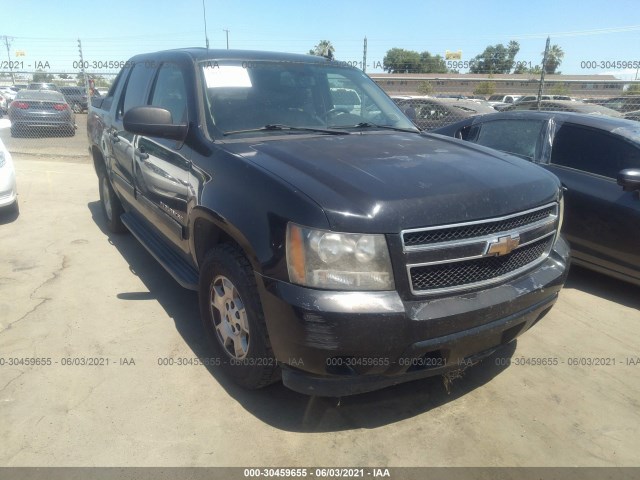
top-left (1, 36), bottom-right (639, 145)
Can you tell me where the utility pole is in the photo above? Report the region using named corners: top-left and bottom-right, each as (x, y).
top-left (78, 39), bottom-right (89, 100)
top-left (362, 37), bottom-right (367, 73)
top-left (223, 29), bottom-right (230, 49)
top-left (2, 36), bottom-right (16, 84)
top-left (537, 36), bottom-right (551, 110)
top-left (202, 0), bottom-right (209, 49)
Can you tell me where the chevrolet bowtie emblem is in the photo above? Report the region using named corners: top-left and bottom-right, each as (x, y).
top-left (486, 234), bottom-right (520, 256)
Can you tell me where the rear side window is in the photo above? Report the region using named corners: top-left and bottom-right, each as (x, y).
top-left (551, 124), bottom-right (640, 177)
top-left (150, 63), bottom-right (188, 123)
top-left (468, 119), bottom-right (546, 160)
top-left (118, 62), bottom-right (154, 119)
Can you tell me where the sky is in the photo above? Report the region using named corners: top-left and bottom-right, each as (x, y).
top-left (2, 0), bottom-right (640, 79)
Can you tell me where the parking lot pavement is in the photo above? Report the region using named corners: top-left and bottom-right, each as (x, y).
top-left (1, 154), bottom-right (639, 468)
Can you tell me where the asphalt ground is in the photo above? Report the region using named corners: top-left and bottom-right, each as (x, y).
top-left (0, 118), bottom-right (639, 470)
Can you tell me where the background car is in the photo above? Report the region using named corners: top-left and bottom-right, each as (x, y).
top-left (8, 89), bottom-right (76, 137)
top-left (623, 110), bottom-right (640, 122)
top-left (59, 86), bottom-right (88, 113)
top-left (27, 82), bottom-right (60, 92)
top-left (433, 111), bottom-right (640, 285)
top-left (0, 119), bottom-right (18, 213)
top-left (0, 87), bottom-right (17, 103)
top-left (0, 94), bottom-right (7, 115)
top-left (394, 97), bottom-right (496, 130)
top-left (487, 94), bottom-right (522, 110)
top-left (501, 99), bottom-right (622, 117)
top-left (601, 95), bottom-right (640, 113)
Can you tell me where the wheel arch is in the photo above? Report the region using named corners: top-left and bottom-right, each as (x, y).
top-left (190, 207), bottom-right (263, 275)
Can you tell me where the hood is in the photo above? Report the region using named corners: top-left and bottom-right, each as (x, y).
top-left (223, 132), bottom-right (560, 233)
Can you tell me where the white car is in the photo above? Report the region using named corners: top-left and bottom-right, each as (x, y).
top-left (0, 87), bottom-right (16, 102)
top-left (0, 119), bottom-right (18, 212)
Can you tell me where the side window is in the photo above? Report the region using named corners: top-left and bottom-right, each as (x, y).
top-left (472, 119), bottom-right (546, 160)
top-left (101, 68), bottom-right (127, 111)
top-left (150, 63), bottom-right (188, 123)
top-left (117, 62), bottom-right (154, 120)
top-left (551, 124), bottom-right (640, 177)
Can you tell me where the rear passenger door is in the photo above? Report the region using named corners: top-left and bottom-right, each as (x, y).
top-left (132, 62), bottom-right (192, 253)
top-left (547, 123), bottom-right (640, 279)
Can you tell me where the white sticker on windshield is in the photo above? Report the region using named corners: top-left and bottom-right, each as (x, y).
top-left (203, 65), bottom-right (252, 88)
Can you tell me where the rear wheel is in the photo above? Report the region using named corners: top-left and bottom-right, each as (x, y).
top-left (98, 169), bottom-right (126, 233)
top-left (199, 244), bottom-right (280, 389)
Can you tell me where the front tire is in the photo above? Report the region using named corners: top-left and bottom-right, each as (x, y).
top-left (199, 244), bottom-right (280, 389)
top-left (98, 169), bottom-right (126, 233)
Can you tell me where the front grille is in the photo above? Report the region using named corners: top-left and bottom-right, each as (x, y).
top-left (410, 236), bottom-right (553, 292)
top-left (403, 205), bottom-right (556, 248)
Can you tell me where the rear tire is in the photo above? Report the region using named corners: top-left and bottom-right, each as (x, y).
top-left (98, 169), bottom-right (126, 233)
top-left (199, 244), bottom-right (280, 389)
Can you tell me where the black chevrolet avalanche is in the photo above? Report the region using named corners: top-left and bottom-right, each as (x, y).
top-left (87, 49), bottom-right (569, 396)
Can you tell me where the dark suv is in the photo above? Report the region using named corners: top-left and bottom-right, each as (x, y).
top-left (87, 48), bottom-right (569, 396)
top-left (59, 86), bottom-right (88, 113)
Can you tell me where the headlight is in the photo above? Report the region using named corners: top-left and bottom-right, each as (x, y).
top-left (286, 223), bottom-right (395, 291)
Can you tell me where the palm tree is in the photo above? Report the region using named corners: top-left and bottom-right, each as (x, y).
top-left (310, 40), bottom-right (335, 59)
top-left (544, 44), bottom-right (564, 74)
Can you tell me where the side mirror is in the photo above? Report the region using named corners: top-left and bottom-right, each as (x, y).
top-left (617, 168), bottom-right (640, 192)
top-left (91, 97), bottom-right (104, 109)
top-left (123, 106), bottom-right (188, 141)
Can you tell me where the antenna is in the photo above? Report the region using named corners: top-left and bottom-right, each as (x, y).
top-left (202, 0), bottom-right (210, 49)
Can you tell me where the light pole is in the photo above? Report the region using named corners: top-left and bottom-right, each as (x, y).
top-left (223, 29), bottom-right (229, 49)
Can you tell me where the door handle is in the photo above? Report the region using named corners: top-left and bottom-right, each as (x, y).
top-left (135, 148), bottom-right (149, 160)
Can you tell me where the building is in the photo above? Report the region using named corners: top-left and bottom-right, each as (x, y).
top-left (369, 73), bottom-right (628, 98)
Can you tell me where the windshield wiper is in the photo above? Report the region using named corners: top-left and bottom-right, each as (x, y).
top-left (223, 124), bottom-right (351, 136)
top-left (335, 122), bottom-right (420, 133)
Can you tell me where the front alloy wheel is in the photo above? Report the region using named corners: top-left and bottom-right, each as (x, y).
top-left (199, 244), bottom-right (280, 389)
top-left (209, 275), bottom-right (250, 359)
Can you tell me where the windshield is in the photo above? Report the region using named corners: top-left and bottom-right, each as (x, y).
top-left (199, 59), bottom-right (417, 137)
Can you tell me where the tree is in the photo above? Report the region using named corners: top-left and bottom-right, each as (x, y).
top-left (513, 64), bottom-right (542, 75)
top-left (419, 51), bottom-right (448, 73)
top-left (549, 83), bottom-right (570, 95)
top-left (473, 81), bottom-right (496, 96)
top-left (58, 73), bottom-right (70, 80)
top-left (383, 48), bottom-right (450, 74)
top-left (417, 81), bottom-right (433, 95)
top-left (383, 48), bottom-right (421, 73)
top-left (309, 40), bottom-right (335, 59)
top-left (543, 44), bottom-right (564, 74)
top-left (625, 83), bottom-right (640, 95)
top-left (469, 41), bottom-right (520, 74)
top-left (32, 69), bottom-right (54, 82)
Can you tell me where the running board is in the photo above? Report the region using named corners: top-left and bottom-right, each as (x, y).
top-left (121, 212), bottom-right (199, 291)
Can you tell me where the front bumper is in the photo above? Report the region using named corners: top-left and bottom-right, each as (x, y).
top-left (258, 236), bottom-right (570, 396)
